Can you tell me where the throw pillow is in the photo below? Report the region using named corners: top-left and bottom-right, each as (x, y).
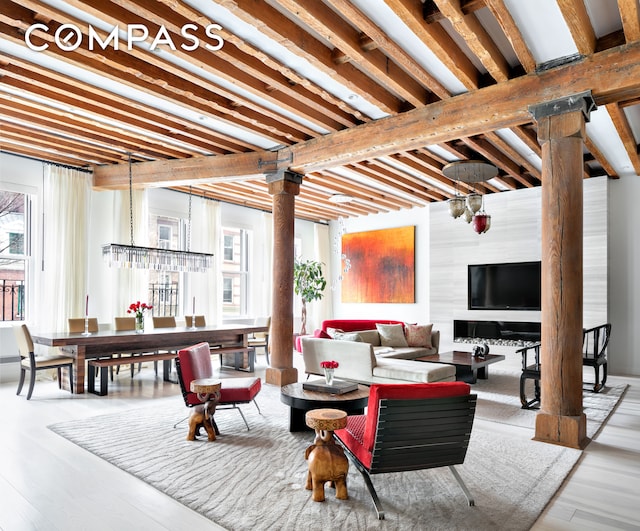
top-left (376, 323), bottom-right (408, 347)
top-left (314, 329), bottom-right (332, 340)
top-left (332, 331), bottom-right (363, 342)
top-left (353, 329), bottom-right (381, 346)
top-left (405, 323), bottom-right (433, 348)
top-left (326, 327), bottom-right (344, 338)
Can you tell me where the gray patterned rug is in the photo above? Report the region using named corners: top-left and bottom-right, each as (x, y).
top-left (472, 368), bottom-right (627, 439)
top-left (48, 378), bottom-right (624, 531)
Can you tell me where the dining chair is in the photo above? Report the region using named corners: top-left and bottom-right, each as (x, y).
top-left (185, 315), bottom-right (206, 327)
top-left (248, 316), bottom-right (270, 365)
top-left (112, 316), bottom-right (146, 377)
top-left (153, 316), bottom-right (177, 328)
top-left (67, 317), bottom-right (99, 334)
top-left (14, 324), bottom-right (75, 400)
top-left (152, 315), bottom-right (178, 377)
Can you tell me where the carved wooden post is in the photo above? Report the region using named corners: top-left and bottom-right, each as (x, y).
top-left (530, 92), bottom-right (596, 449)
top-left (266, 170), bottom-right (301, 386)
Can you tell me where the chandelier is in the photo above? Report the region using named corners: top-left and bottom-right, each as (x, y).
top-left (442, 160), bottom-right (497, 234)
top-left (102, 156), bottom-right (214, 272)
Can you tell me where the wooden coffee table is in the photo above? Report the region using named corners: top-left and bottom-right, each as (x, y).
top-left (280, 382), bottom-right (370, 432)
top-left (416, 350), bottom-right (505, 383)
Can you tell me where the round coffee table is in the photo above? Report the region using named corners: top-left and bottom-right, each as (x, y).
top-left (280, 382), bottom-right (370, 432)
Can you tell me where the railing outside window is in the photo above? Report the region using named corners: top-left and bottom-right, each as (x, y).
top-left (1, 278), bottom-right (24, 321)
top-left (149, 282), bottom-right (179, 317)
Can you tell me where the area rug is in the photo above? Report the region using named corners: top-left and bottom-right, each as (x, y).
top-left (472, 368), bottom-right (627, 439)
top-left (46, 381), bottom-right (606, 531)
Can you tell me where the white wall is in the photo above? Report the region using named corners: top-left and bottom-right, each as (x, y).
top-left (330, 177), bottom-right (631, 374)
top-left (609, 176), bottom-right (640, 376)
top-left (329, 207), bottom-right (430, 324)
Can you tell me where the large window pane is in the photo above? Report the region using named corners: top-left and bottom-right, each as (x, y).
top-left (0, 190), bottom-right (28, 321)
top-left (221, 227), bottom-right (250, 318)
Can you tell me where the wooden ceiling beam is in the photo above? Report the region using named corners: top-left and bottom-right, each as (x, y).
top-left (584, 135), bottom-right (619, 179)
top-left (433, 0), bottom-right (511, 82)
top-left (79, 0), bottom-right (359, 132)
top-left (323, 0), bottom-right (450, 100)
top-left (557, 0), bottom-right (597, 55)
top-left (385, 0), bottom-right (480, 89)
top-left (0, 96), bottom-right (189, 162)
top-left (192, 0), bottom-right (403, 115)
top-left (605, 102), bottom-right (640, 174)
top-left (0, 56), bottom-right (254, 154)
top-left (368, 158), bottom-right (448, 201)
top-left (272, 0), bottom-right (430, 107)
top-left (485, 0), bottom-right (537, 73)
top-left (3, 2), bottom-right (308, 145)
top-left (618, 0), bottom-right (640, 43)
top-left (483, 131), bottom-right (541, 181)
top-left (308, 171), bottom-right (414, 211)
top-left (288, 42), bottom-right (640, 174)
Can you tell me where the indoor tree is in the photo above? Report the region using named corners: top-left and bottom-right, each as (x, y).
top-left (293, 258), bottom-right (327, 336)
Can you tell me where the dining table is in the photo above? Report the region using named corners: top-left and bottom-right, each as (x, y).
top-left (31, 323), bottom-right (268, 394)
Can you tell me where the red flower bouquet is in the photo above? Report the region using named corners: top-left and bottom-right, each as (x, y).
top-left (320, 360), bottom-right (339, 369)
top-left (127, 301), bottom-right (153, 319)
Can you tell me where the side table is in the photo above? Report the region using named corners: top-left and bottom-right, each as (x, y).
top-left (304, 408), bottom-right (349, 502)
top-left (187, 378), bottom-right (221, 441)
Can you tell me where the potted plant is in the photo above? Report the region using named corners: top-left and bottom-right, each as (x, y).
top-left (294, 258), bottom-right (327, 336)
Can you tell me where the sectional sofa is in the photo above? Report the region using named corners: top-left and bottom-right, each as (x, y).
top-left (300, 319), bottom-right (454, 385)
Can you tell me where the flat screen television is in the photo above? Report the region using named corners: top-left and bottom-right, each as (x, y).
top-left (468, 261), bottom-right (541, 311)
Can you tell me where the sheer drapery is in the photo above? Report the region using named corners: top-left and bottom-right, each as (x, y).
top-left (313, 222), bottom-right (332, 331)
top-left (190, 197), bottom-right (221, 324)
top-left (257, 211), bottom-right (273, 318)
top-left (38, 165), bottom-right (92, 332)
top-left (111, 189), bottom-right (149, 319)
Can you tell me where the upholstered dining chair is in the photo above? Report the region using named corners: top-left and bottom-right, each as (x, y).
top-left (175, 342), bottom-right (262, 434)
top-left (112, 316), bottom-right (146, 377)
top-left (153, 316), bottom-right (177, 328)
top-left (185, 315), bottom-right (206, 327)
top-left (248, 316), bottom-right (270, 365)
top-left (14, 324), bottom-right (75, 400)
top-left (334, 381), bottom-right (477, 520)
top-left (67, 317), bottom-right (99, 334)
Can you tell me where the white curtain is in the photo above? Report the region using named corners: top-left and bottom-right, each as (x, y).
top-left (312, 223), bottom-right (332, 330)
top-left (111, 189), bottom-right (149, 319)
top-left (258, 211), bottom-right (273, 319)
top-left (38, 165), bottom-right (92, 332)
top-left (190, 197), bottom-right (221, 324)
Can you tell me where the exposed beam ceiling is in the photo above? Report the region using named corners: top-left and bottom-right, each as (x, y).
top-left (1, 0), bottom-right (638, 223)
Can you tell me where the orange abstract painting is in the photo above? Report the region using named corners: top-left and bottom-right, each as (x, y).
top-left (341, 226), bottom-right (415, 303)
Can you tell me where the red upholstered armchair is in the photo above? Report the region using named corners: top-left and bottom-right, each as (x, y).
top-left (334, 381), bottom-right (477, 520)
top-left (175, 342), bottom-right (262, 434)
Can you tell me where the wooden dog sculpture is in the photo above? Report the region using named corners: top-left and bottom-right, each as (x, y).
top-left (187, 400), bottom-right (217, 441)
top-left (305, 430), bottom-right (349, 502)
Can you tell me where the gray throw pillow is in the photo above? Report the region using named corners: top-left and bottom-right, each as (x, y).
top-left (376, 323), bottom-right (408, 347)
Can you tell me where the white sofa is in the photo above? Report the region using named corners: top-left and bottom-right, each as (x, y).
top-left (301, 337), bottom-right (456, 385)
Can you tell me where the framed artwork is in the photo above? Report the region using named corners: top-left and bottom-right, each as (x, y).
top-left (341, 225), bottom-right (415, 303)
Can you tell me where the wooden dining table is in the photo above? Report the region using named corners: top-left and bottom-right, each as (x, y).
top-left (31, 323), bottom-right (268, 394)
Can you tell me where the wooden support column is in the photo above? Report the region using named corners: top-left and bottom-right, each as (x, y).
top-left (530, 92), bottom-right (596, 449)
top-left (265, 170), bottom-right (301, 386)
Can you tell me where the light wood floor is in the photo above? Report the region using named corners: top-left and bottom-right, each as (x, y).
top-left (0, 353), bottom-right (638, 531)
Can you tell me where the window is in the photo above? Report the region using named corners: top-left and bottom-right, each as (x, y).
top-left (148, 214), bottom-right (181, 316)
top-left (223, 234), bottom-right (234, 261)
top-left (223, 277), bottom-right (233, 303)
top-left (221, 227), bottom-right (250, 317)
top-left (1, 190), bottom-right (29, 321)
top-left (158, 225), bottom-right (172, 249)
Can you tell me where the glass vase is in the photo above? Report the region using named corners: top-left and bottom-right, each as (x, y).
top-left (135, 315), bottom-right (145, 333)
top-left (324, 368), bottom-right (335, 386)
